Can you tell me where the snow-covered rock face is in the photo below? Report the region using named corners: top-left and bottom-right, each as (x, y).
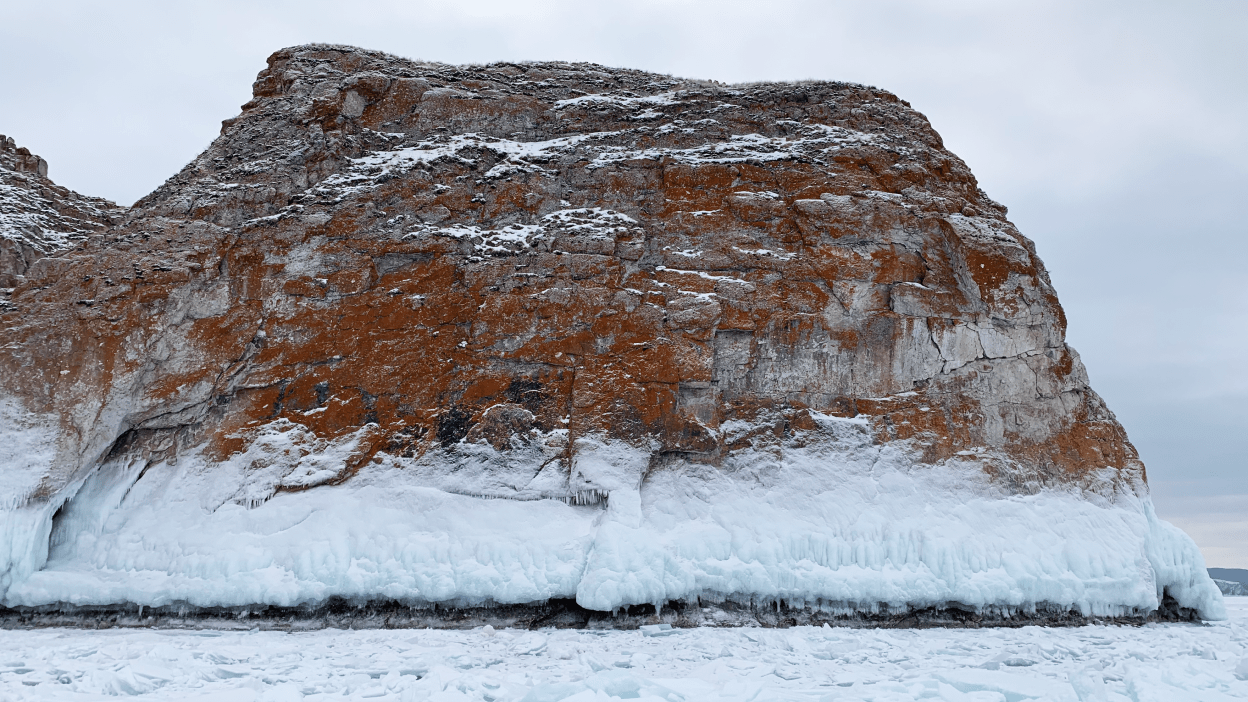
top-left (0, 44), bottom-right (1224, 621)
top-left (0, 135), bottom-right (123, 288)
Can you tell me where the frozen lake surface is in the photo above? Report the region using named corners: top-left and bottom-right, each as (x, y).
top-left (1, 599), bottom-right (1246, 701)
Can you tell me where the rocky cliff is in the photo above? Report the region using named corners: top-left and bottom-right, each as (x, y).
top-left (0, 45), bottom-right (1222, 624)
top-left (0, 136), bottom-right (122, 288)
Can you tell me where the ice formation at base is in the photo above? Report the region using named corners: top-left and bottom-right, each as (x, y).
top-left (0, 412), bottom-right (1224, 620)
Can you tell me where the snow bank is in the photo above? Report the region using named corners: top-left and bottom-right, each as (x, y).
top-left (1, 413), bottom-right (1225, 620)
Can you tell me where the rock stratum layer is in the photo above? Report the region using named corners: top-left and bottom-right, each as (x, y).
top-left (0, 45), bottom-right (1222, 624)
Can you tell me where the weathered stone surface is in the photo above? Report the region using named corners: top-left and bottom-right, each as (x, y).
top-left (0, 45), bottom-right (1214, 616)
top-left (0, 135), bottom-right (122, 288)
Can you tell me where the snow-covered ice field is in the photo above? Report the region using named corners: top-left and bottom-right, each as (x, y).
top-left (0, 598), bottom-right (1243, 702)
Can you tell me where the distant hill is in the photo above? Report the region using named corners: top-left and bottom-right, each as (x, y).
top-left (1214, 580), bottom-right (1248, 596)
top-left (1209, 568), bottom-right (1248, 586)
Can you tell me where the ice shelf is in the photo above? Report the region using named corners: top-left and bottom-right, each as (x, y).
top-left (0, 413), bottom-right (1225, 621)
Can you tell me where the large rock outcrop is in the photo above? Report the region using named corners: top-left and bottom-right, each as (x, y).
top-left (0, 45), bottom-right (1222, 623)
top-left (0, 136), bottom-right (123, 288)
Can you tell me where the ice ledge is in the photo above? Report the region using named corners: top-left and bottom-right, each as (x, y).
top-left (0, 421), bottom-right (1225, 622)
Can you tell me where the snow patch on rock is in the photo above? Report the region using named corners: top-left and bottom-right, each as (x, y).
top-left (406, 207), bottom-right (643, 258)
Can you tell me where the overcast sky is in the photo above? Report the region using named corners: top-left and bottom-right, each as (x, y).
top-left (4, 1), bottom-right (1245, 566)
